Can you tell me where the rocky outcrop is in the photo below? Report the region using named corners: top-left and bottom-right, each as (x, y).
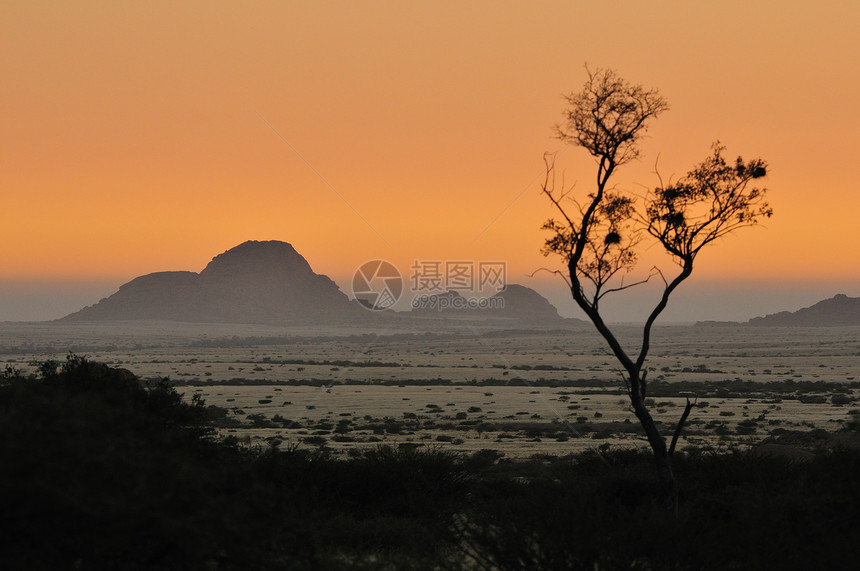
top-left (62, 241), bottom-right (358, 324)
top-left (410, 284), bottom-right (567, 322)
top-left (748, 294), bottom-right (860, 327)
top-left (487, 284), bottom-right (564, 321)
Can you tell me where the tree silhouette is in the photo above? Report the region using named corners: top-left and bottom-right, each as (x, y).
top-left (541, 67), bottom-right (772, 509)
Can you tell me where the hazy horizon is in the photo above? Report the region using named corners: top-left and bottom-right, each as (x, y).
top-left (1, 273), bottom-right (856, 324)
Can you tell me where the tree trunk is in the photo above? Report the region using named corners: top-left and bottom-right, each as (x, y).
top-left (654, 448), bottom-right (678, 516)
top-left (631, 388), bottom-right (678, 514)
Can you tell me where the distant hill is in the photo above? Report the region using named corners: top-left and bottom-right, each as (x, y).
top-left (62, 241), bottom-right (360, 324)
top-left (747, 294), bottom-right (860, 327)
top-left (488, 284), bottom-right (567, 322)
top-left (410, 284), bottom-right (574, 323)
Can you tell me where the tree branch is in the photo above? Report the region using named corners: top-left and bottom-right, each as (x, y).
top-left (669, 397), bottom-right (696, 457)
top-left (528, 267), bottom-right (572, 288)
top-left (635, 258), bottom-right (693, 371)
top-left (595, 269), bottom-right (656, 301)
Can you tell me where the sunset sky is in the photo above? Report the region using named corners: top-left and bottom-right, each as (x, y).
top-left (2, 1), bottom-right (858, 322)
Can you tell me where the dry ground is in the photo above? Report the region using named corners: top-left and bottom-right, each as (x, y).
top-left (2, 320), bottom-right (857, 456)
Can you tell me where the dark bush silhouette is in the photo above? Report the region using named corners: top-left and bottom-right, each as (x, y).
top-left (0, 355), bottom-right (466, 569)
top-left (2, 356), bottom-right (858, 569)
top-left (458, 449), bottom-right (860, 570)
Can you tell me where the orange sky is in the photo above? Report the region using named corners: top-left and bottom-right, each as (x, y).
top-left (2, 1), bottom-right (859, 320)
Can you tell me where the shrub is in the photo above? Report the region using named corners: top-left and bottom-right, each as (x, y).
top-left (5, 357), bottom-right (859, 570)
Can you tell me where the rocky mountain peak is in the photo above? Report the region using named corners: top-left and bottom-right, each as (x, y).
top-left (199, 240), bottom-right (315, 283)
top-left (61, 240), bottom-right (355, 323)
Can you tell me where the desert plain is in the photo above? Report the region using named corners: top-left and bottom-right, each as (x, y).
top-left (2, 319), bottom-right (857, 457)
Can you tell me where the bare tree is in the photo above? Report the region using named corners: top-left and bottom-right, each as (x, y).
top-left (541, 68), bottom-right (772, 509)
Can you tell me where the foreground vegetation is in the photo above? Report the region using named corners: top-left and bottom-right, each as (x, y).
top-left (1, 357), bottom-right (858, 570)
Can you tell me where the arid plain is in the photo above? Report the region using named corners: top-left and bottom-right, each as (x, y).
top-left (2, 320), bottom-right (857, 458)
